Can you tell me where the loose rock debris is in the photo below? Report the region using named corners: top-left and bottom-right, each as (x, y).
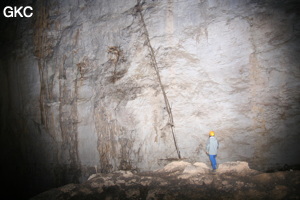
top-left (31, 161), bottom-right (300, 200)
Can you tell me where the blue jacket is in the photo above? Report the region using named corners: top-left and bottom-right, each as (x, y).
top-left (206, 136), bottom-right (219, 155)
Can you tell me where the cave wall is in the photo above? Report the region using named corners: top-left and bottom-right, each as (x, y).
top-left (1, 0), bottom-right (300, 197)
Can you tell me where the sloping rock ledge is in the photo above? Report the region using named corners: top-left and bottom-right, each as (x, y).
top-left (31, 161), bottom-right (300, 200)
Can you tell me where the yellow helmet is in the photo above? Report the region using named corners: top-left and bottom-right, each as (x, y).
top-left (209, 131), bottom-right (215, 137)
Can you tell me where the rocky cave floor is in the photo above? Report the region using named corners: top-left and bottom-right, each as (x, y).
top-left (31, 161), bottom-right (300, 200)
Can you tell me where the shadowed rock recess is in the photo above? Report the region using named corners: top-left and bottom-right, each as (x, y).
top-left (0, 0), bottom-right (300, 199)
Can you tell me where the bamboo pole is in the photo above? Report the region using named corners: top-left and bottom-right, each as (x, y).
top-left (136, 1), bottom-right (181, 159)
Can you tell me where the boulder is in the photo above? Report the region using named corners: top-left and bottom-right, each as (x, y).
top-left (157, 161), bottom-right (192, 173)
top-left (217, 161), bottom-right (256, 175)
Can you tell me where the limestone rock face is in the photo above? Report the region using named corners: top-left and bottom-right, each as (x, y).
top-left (0, 0), bottom-right (299, 197)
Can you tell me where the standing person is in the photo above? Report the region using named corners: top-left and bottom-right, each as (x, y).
top-left (206, 131), bottom-right (219, 172)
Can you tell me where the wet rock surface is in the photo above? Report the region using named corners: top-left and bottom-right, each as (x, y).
top-left (31, 161), bottom-right (300, 200)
